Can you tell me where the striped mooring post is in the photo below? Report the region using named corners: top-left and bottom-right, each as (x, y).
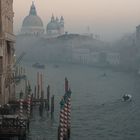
top-left (27, 83), bottom-right (32, 118)
top-left (19, 90), bottom-right (23, 118)
top-left (58, 98), bottom-right (65, 140)
top-left (19, 90), bottom-right (24, 128)
top-left (26, 83), bottom-right (32, 132)
top-left (58, 78), bottom-right (72, 140)
top-left (67, 89), bottom-right (71, 139)
top-left (63, 101), bottom-right (68, 140)
top-left (65, 77), bottom-right (71, 139)
top-left (27, 94), bottom-right (31, 117)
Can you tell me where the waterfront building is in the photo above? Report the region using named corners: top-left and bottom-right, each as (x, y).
top-left (106, 52), bottom-right (120, 65)
top-left (0, 0), bottom-right (16, 105)
top-left (72, 48), bottom-right (90, 64)
top-left (72, 48), bottom-right (120, 66)
top-left (90, 52), bottom-right (100, 64)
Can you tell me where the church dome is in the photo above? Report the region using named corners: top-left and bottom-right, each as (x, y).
top-left (47, 15), bottom-right (59, 30)
top-left (22, 15), bottom-right (43, 27)
top-left (47, 21), bottom-right (59, 30)
top-left (21, 2), bottom-right (44, 35)
top-left (46, 15), bottom-right (64, 37)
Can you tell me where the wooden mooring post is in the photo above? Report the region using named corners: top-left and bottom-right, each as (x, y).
top-left (34, 85), bottom-right (37, 99)
top-left (46, 85), bottom-right (50, 111)
top-left (67, 89), bottom-right (71, 139)
top-left (51, 95), bottom-right (54, 119)
top-left (37, 72), bottom-right (40, 99)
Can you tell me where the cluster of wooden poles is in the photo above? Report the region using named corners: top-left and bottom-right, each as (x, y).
top-left (38, 86), bottom-right (55, 119)
top-left (33, 72), bottom-right (45, 99)
top-left (58, 78), bottom-right (72, 140)
top-left (32, 72), bottom-right (55, 118)
top-left (19, 72), bottom-right (54, 119)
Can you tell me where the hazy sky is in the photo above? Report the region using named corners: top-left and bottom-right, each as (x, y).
top-left (13, 0), bottom-right (140, 41)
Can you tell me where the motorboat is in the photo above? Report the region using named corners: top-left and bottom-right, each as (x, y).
top-left (122, 94), bottom-right (132, 101)
top-left (102, 73), bottom-right (106, 77)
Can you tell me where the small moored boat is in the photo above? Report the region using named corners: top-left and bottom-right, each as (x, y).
top-left (32, 62), bottom-right (45, 69)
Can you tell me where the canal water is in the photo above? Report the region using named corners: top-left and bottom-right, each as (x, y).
top-left (21, 63), bottom-right (140, 140)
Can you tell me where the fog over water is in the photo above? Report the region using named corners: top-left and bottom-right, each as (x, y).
top-left (21, 63), bottom-right (140, 140)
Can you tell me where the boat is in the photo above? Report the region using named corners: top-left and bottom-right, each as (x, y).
top-left (102, 73), bottom-right (106, 77)
top-left (122, 94), bottom-right (132, 101)
top-left (32, 62), bottom-right (45, 69)
top-left (54, 64), bottom-right (59, 68)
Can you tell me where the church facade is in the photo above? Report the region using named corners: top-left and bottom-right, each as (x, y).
top-left (20, 2), bottom-right (65, 38)
top-left (0, 0), bottom-right (16, 105)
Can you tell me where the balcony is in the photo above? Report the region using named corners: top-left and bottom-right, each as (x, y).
top-left (4, 33), bottom-right (16, 42)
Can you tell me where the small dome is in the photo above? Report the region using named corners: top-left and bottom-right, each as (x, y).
top-left (46, 15), bottom-right (64, 37)
top-left (22, 15), bottom-right (43, 27)
top-left (47, 21), bottom-right (59, 30)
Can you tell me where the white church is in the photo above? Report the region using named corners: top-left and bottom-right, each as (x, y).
top-left (20, 2), bottom-right (65, 38)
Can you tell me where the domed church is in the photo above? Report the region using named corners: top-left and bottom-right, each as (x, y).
top-left (46, 15), bottom-right (64, 37)
top-left (21, 2), bottom-right (44, 35)
top-left (20, 2), bottom-right (65, 37)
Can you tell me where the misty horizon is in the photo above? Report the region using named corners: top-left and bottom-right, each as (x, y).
top-left (13, 0), bottom-right (140, 41)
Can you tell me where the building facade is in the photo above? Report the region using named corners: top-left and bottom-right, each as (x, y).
top-left (72, 48), bottom-right (90, 64)
top-left (106, 52), bottom-right (120, 65)
top-left (0, 0), bottom-right (16, 105)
